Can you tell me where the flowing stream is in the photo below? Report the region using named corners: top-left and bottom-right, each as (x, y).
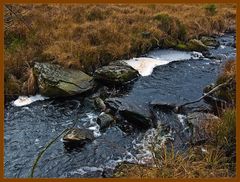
top-left (4, 34), bottom-right (236, 178)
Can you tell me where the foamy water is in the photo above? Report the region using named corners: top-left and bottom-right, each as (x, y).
top-left (82, 112), bottom-right (101, 138)
top-left (124, 50), bottom-right (204, 76)
top-left (125, 57), bottom-right (170, 76)
top-left (12, 95), bottom-right (48, 107)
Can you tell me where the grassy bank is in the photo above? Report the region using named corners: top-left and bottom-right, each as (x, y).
top-left (114, 61), bottom-right (236, 178)
top-left (4, 3), bottom-right (236, 96)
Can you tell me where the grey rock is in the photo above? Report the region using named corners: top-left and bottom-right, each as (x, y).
top-left (187, 39), bottom-right (208, 52)
top-left (63, 128), bottom-right (94, 143)
top-left (94, 63), bottom-right (139, 85)
top-left (33, 62), bottom-right (95, 97)
top-left (200, 36), bottom-right (220, 48)
top-left (94, 97), bottom-right (106, 111)
top-left (105, 98), bottom-right (153, 128)
top-left (150, 100), bottom-right (177, 111)
top-left (97, 113), bottom-right (114, 129)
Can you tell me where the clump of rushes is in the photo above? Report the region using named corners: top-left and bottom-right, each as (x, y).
top-left (154, 13), bottom-right (173, 32)
top-left (153, 13), bottom-right (187, 41)
top-left (4, 4), bottom-right (236, 96)
top-left (204, 4), bottom-right (217, 16)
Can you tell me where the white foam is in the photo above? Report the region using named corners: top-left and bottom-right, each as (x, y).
top-left (125, 57), bottom-right (170, 76)
top-left (177, 114), bottom-right (187, 127)
top-left (12, 94), bottom-right (48, 107)
top-left (84, 112), bottom-right (101, 137)
top-left (131, 128), bottom-right (170, 165)
top-left (34, 138), bottom-right (40, 145)
top-left (220, 45), bottom-right (226, 49)
top-left (191, 51), bottom-right (204, 59)
top-left (69, 166), bottom-right (103, 176)
top-left (124, 50), bottom-right (204, 76)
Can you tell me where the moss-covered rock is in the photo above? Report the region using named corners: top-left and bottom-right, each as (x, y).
top-left (94, 62), bottom-right (139, 85)
top-left (187, 39), bottom-right (208, 52)
top-left (200, 36), bottom-right (220, 48)
top-left (176, 43), bottom-right (188, 51)
top-left (33, 62), bottom-right (95, 97)
top-left (62, 128), bottom-right (94, 150)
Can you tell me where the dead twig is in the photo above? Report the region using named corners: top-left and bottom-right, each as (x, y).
top-left (179, 78), bottom-right (233, 108)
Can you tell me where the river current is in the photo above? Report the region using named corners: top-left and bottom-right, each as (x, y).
top-left (4, 34), bottom-right (236, 178)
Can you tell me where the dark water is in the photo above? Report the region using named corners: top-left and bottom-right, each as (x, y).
top-left (4, 34), bottom-right (236, 178)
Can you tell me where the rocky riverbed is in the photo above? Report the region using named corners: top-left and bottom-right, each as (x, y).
top-left (4, 33), bottom-right (236, 178)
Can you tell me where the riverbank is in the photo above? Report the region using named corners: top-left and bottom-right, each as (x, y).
top-left (113, 60), bottom-right (236, 178)
top-left (4, 33), bottom-right (236, 178)
top-left (4, 4), bottom-right (236, 96)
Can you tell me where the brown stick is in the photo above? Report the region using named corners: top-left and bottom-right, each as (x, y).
top-left (179, 78), bottom-right (233, 108)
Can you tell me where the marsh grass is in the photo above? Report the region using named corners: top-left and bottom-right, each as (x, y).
top-left (205, 4), bottom-right (217, 16)
top-left (4, 4), bottom-right (236, 95)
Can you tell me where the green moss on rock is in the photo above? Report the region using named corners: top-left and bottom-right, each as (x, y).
top-left (186, 39), bottom-right (208, 52)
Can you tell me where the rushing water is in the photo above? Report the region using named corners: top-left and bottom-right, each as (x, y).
top-left (4, 34), bottom-right (236, 178)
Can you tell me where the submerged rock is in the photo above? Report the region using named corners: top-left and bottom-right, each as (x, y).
top-left (33, 62), bottom-right (95, 97)
top-left (94, 62), bottom-right (139, 85)
top-left (63, 128), bottom-right (94, 143)
top-left (187, 39), bottom-right (208, 52)
top-left (150, 100), bottom-right (177, 112)
top-left (97, 112), bottom-right (114, 129)
top-left (200, 36), bottom-right (220, 48)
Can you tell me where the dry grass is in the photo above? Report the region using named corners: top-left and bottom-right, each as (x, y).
top-left (215, 61), bottom-right (236, 107)
top-left (4, 4), bottom-right (236, 95)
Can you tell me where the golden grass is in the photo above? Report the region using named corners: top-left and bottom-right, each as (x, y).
top-left (215, 61), bottom-right (236, 106)
top-left (4, 4), bottom-right (236, 95)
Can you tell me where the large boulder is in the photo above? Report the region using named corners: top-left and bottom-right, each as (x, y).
top-left (200, 36), bottom-right (220, 48)
top-left (187, 39), bottom-right (208, 52)
top-left (105, 98), bottom-right (153, 128)
top-left (94, 61), bottom-right (139, 85)
top-left (33, 62), bottom-right (95, 97)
